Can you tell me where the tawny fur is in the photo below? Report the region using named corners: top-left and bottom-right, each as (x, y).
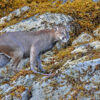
top-left (0, 26), bottom-right (70, 74)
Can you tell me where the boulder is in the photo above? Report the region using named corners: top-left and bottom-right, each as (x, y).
top-left (72, 33), bottom-right (93, 45)
top-left (0, 6), bottom-right (30, 25)
top-left (0, 13), bottom-right (73, 32)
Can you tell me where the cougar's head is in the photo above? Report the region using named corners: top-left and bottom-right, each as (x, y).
top-left (54, 25), bottom-right (70, 43)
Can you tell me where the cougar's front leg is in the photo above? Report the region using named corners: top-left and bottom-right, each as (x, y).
top-left (30, 44), bottom-right (38, 73)
top-left (37, 55), bottom-right (45, 73)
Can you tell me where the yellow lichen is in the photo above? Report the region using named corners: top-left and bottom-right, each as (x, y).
top-left (7, 85), bottom-right (26, 98)
top-left (10, 70), bottom-right (33, 82)
top-left (0, 0), bottom-right (100, 35)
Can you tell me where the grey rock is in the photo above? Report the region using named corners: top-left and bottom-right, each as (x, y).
top-left (94, 91), bottom-right (100, 99)
top-left (10, 6), bottom-right (30, 18)
top-left (71, 40), bottom-right (100, 54)
top-left (0, 16), bottom-right (8, 24)
top-left (72, 32), bottom-right (93, 45)
top-left (93, 27), bottom-right (100, 37)
top-left (0, 13), bottom-right (73, 32)
top-left (64, 58), bottom-right (100, 80)
top-left (17, 58), bottom-right (29, 70)
top-left (71, 44), bottom-right (88, 54)
top-left (2, 95), bottom-right (12, 100)
top-left (0, 84), bottom-right (10, 94)
top-left (11, 89), bottom-right (29, 100)
top-left (0, 6), bottom-right (30, 24)
top-left (89, 41), bottom-right (100, 50)
top-left (12, 74), bottom-right (35, 87)
top-left (21, 89), bottom-right (29, 100)
top-left (30, 58), bottom-right (100, 100)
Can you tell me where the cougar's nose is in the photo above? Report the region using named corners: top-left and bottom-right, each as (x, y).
top-left (62, 37), bottom-right (65, 40)
top-left (61, 37), bottom-right (67, 43)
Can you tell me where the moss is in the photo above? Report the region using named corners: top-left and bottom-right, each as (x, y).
top-left (0, 0), bottom-right (100, 35)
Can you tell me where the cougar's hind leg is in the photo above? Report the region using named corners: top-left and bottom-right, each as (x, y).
top-left (11, 50), bottom-right (23, 72)
top-left (30, 44), bottom-right (38, 73)
top-left (0, 53), bottom-right (11, 68)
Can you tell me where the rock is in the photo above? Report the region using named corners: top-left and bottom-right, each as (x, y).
top-left (71, 40), bottom-right (100, 54)
top-left (64, 58), bottom-right (100, 79)
top-left (30, 58), bottom-right (100, 100)
top-left (0, 16), bottom-right (8, 25)
top-left (0, 13), bottom-right (73, 32)
top-left (21, 89), bottom-right (29, 100)
top-left (72, 32), bottom-right (93, 45)
top-left (10, 6), bottom-right (30, 18)
top-left (93, 27), bottom-right (100, 37)
top-left (0, 6), bottom-right (30, 25)
top-left (2, 88), bottom-right (29, 100)
top-left (12, 74), bottom-right (35, 87)
top-left (17, 58), bottom-right (29, 70)
top-left (71, 44), bottom-right (88, 54)
top-left (89, 41), bottom-right (100, 50)
top-left (2, 95), bottom-right (12, 100)
top-left (0, 84), bottom-right (10, 94)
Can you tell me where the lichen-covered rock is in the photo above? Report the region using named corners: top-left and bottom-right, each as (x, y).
top-left (30, 58), bottom-right (100, 100)
top-left (0, 13), bottom-right (73, 32)
top-left (0, 6), bottom-right (30, 25)
top-left (71, 40), bottom-right (100, 54)
top-left (2, 95), bottom-right (12, 100)
top-left (21, 89), bottom-right (29, 100)
top-left (71, 44), bottom-right (88, 54)
top-left (0, 16), bottom-right (8, 25)
top-left (93, 27), bottom-right (100, 37)
top-left (72, 33), bottom-right (93, 45)
top-left (89, 41), bottom-right (100, 50)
